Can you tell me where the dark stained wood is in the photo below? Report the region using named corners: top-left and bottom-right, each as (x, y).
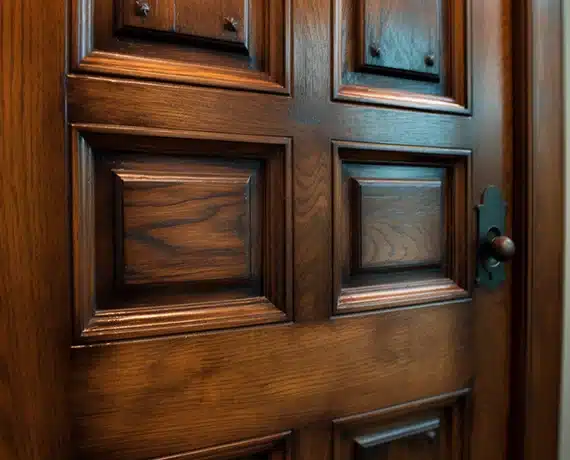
top-left (72, 125), bottom-right (291, 341)
top-left (148, 431), bottom-right (291, 460)
top-left (72, 0), bottom-right (291, 93)
top-left (510, 0), bottom-right (564, 458)
top-left (334, 0), bottom-right (468, 112)
top-left (333, 389), bottom-right (468, 460)
top-left (6, 0), bottom-right (562, 459)
top-left (333, 143), bottom-right (469, 314)
top-left (120, 0), bottom-right (175, 32)
top-left (117, 160), bottom-right (259, 285)
top-left (175, 0), bottom-right (248, 46)
top-left (0, 0), bottom-right (70, 459)
top-left (71, 303), bottom-right (472, 460)
top-left (361, 0), bottom-right (442, 78)
top-left (353, 176), bottom-right (444, 270)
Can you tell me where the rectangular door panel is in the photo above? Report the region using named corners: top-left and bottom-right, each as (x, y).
top-left (333, 141), bottom-right (470, 314)
top-left (333, 0), bottom-right (469, 112)
top-left (72, 0), bottom-right (291, 93)
top-left (72, 125), bottom-right (292, 342)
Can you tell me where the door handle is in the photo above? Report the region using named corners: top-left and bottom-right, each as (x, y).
top-left (476, 186), bottom-right (515, 289)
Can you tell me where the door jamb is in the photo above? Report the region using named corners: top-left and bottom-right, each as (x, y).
top-left (511, 0), bottom-right (564, 458)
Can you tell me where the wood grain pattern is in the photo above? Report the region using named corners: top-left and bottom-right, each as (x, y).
top-left (175, 0), bottom-right (248, 46)
top-left (0, 0), bottom-right (70, 458)
top-left (4, 0), bottom-right (554, 459)
top-left (146, 431), bottom-right (291, 459)
top-left (510, 0), bottom-right (564, 458)
top-left (71, 302), bottom-right (472, 460)
top-left (334, 0), bottom-right (468, 112)
top-left (361, 0), bottom-right (441, 78)
top-left (72, 125), bottom-right (291, 341)
top-left (72, 0), bottom-right (290, 93)
top-left (120, 0), bottom-right (175, 32)
top-left (117, 167), bottom-right (259, 285)
top-left (354, 178), bottom-right (443, 270)
top-left (334, 390), bottom-right (468, 460)
top-left (333, 143), bottom-right (469, 314)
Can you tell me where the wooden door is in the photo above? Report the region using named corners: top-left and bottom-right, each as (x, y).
top-left (64, 0), bottom-right (512, 458)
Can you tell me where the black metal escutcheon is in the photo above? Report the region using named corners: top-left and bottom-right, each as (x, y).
top-left (476, 186), bottom-right (515, 289)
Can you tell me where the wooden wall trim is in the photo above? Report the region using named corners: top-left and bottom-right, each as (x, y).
top-left (511, 0), bottom-right (564, 458)
top-left (0, 0), bottom-right (70, 459)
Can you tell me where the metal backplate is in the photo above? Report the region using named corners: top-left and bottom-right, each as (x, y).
top-left (476, 186), bottom-right (507, 289)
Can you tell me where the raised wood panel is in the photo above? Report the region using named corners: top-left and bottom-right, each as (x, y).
top-left (116, 167), bottom-right (259, 285)
top-left (72, 0), bottom-right (290, 93)
top-left (333, 0), bottom-right (469, 112)
top-left (333, 142), bottom-right (470, 314)
top-left (120, 0), bottom-right (175, 32)
top-left (72, 124), bottom-right (291, 342)
top-left (361, 0), bottom-right (442, 79)
top-left (70, 304), bottom-right (472, 460)
top-left (353, 177), bottom-right (443, 271)
top-left (333, 390), bottom-right (469, 460)
top-left (175, 0), bottom-right (248, 47)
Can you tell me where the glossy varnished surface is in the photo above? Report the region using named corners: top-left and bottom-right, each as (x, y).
top-left (3, 0), bottom-right (561, 458)
top-left (0, 0), bottom-right (70, 459)
top-left (71, 303), bottom-right (472, 460)
top-left (7, 0), bottom-right (514, 458)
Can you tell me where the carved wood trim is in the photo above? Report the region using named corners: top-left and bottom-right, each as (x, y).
top-left (71, 124), bottom-right (292, 342)
top-left (332, 0), bottom-right (471, 113)
top-left (332, 141), bottom-right (472, 315)
top-left (71, 0), bottom-right (292, 94)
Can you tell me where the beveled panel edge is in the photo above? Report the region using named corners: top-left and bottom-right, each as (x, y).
top-left (337, 279), bottom-right (469, 315)
top-left (149, 431), bottom-right (292, 460)
top-left (70, 0), bottom-right (292, 95)
top-left (332, 388), bottom-right (471, 460)
top-left (331, 0), bottom-right (472, 115)
top-left (82, 298), bottom-right (287, 342)
top-left (331, 140), bottom-right (472, 316)
top-left (332, 388), bottom-right (470, 427)
top-left (333, 85), bottom-right (470, 115)
top-left (71, 123), bottom-right (293, 343)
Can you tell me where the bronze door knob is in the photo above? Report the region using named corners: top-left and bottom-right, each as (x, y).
top-left (489, 235), bottom-right (516, 262)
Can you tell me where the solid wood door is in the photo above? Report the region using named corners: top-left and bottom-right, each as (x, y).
top-left (66, 0), bottom-right (512, 458)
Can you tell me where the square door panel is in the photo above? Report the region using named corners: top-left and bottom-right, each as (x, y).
top-left (333, 0), bottom-right (469, 112)
top-left (72, 125), bottom-right (292, 342)
top-left (116, 165), bottom-right (259, 286)
top-left (333, 391), bottom-right (469, 460)
top-left (72, 0), bottom-right (290, 94)
top-left (333, 141), bottom-right (471, 314)
top-left (351, 172), bottom-right (445, 271)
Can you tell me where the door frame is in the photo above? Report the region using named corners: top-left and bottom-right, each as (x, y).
top-left (510, 0), bottom-right (565, 459)
top-left (0, 0), bottom-right (564, 458)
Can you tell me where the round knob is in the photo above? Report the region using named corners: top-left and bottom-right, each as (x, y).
top-left (490, 235), bottom-right (516, 262)
top-left (135, 1), bottom-right (151, 17)
top-left (424, 54), bottom-right (436, 67)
